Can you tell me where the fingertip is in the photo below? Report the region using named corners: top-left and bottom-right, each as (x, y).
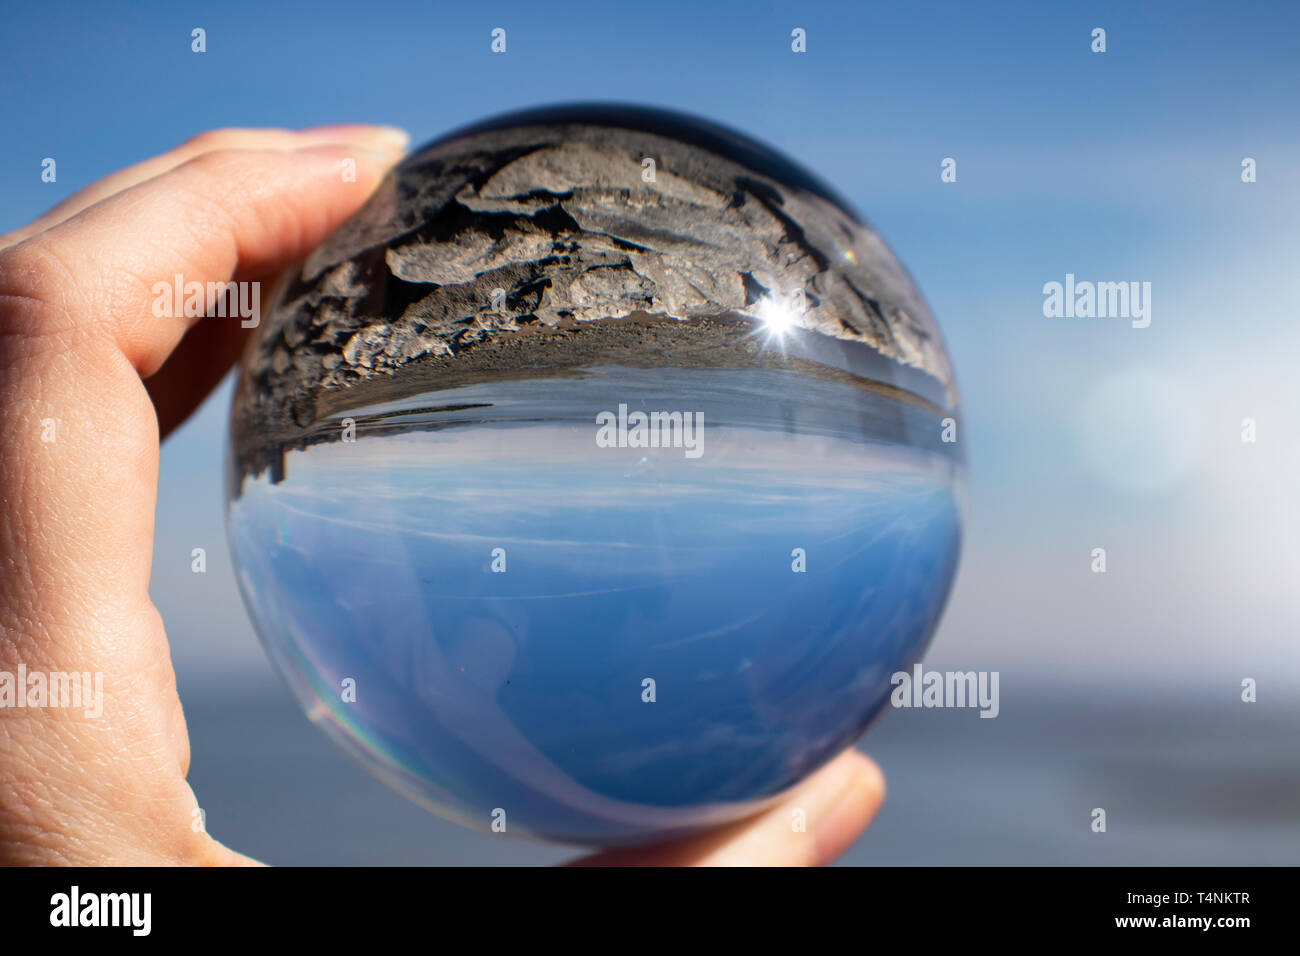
top-left (848, 750), bottom-right (887, 804)
top-left (811, 752), bottom-right (886, 866)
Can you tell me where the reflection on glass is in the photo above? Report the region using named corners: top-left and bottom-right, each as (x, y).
top-left (229, 368), bottom-right (961, 844)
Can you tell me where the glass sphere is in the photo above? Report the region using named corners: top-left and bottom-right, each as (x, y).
top-left (226, 104), bottom-right (963, 846)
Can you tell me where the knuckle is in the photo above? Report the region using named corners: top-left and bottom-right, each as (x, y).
top-left (0, 239), bottom-right (82, 341)
top-left (0, 239), bottom-right (51, 295)
top-left (172, 152), bottom-right (248, 234)
top-left (183, 146), bottom-right (251, 178)
top-left (180, 127), bottom-right (292, 154)
top-left (180, 128), bottom-right (247, 151)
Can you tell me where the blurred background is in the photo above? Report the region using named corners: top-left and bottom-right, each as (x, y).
top-left (1, 0), bottom-right (1297, 864)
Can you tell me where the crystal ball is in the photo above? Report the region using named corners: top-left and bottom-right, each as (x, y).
top-left (225, 104), bottom-right (963, 846)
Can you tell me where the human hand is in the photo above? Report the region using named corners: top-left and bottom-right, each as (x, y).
top-left (0, 126), bottom-right (884, 865)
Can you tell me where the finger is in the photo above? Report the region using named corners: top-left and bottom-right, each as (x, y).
top-left (0, 141), bottom-right (401, 633)
top-left (6, 143), bottom-right (400, 378)
top-left (569, 750), bottom-right (885, 867)
top-left (0, 124), bottom-right (409, 249)
top-left (143, 294), bottom-right (262, 440)
top-left (0, 144), bottom-right (401, 862)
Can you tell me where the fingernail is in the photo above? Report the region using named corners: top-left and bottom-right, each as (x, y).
top-left (294, 143), bottom-right (404, 166)
top-left (361, 125), bottom-right (410, 152)
top-left (301, 124), bottom-right (409, 152)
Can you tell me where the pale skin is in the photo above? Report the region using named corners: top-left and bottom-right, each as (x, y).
top-left (0, 125), bottom-right (885, 866)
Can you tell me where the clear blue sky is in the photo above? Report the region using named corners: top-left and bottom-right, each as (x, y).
top-left (2, 0), bottom-right (1297, 684)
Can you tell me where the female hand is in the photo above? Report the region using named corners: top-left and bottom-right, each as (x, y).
top-left (0, 126), bottom-right (884, 865)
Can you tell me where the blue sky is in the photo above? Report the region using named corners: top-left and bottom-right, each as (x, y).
top-left (3, 0), bottom-right (1298, 691)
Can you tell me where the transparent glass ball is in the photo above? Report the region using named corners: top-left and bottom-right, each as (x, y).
top-left (226, 105), bottom-right (964, 846)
